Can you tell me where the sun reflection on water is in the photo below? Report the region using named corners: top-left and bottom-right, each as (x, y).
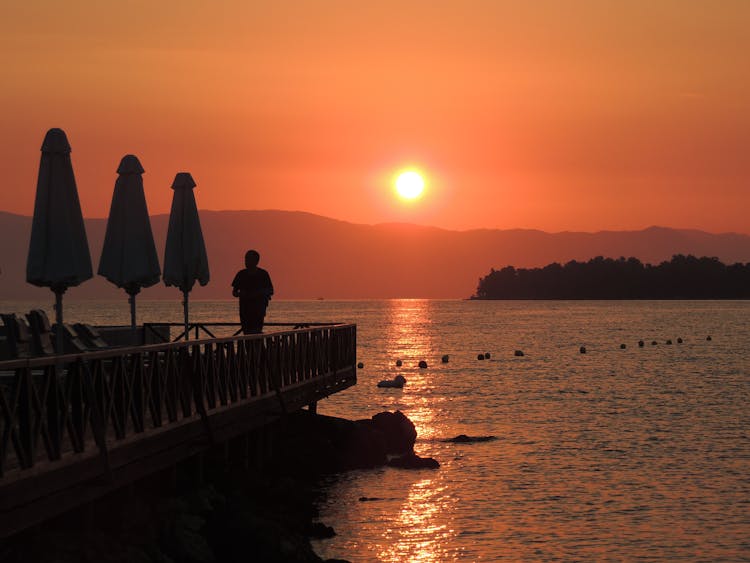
top-left (377, 301), bottom-right (461, 560)
top-left (384, 300), bottom-right (438, 440)
top-left (385, 299), bottom-right (433, 363)
top-left (378, 478), bottom-right (460, 562)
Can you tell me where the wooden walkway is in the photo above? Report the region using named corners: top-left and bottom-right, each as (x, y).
top-left (0, 323), bottom-right (357, 537)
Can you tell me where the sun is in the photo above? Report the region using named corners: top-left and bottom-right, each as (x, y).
top-left (394, 170), bottom-right (425, 200)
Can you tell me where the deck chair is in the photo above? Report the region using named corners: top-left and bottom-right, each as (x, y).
top-left (1, 313), bottom-right (33, 359)
top-left (73, 323), bottom-right (110, 350)
top-left (26, 309), bottom-right (56, 355)
top-left (53, 323), bottom-right (88, 354)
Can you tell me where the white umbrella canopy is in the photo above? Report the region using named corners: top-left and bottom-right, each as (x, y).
top-left (98, 155), bottom-right (161, 332)
top-left (163, 172), bottom-right (209, 339)
top-left (26, 128), bottom-right (92, 350)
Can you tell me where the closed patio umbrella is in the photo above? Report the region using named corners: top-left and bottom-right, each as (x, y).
top-left (98, 155), bottom-right (161, 335)
top-left (163, 172), bottom-right (209, 340)
top-left (26, 128), bottom-right (92, 352)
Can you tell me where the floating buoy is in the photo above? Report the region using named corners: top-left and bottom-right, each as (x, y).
top-left (638, 340), bottom-right (644, 347)
top-left (579, 346), bottom-right (586, 354)
top-left (357, 362), bottom-right (364, 369)
top-left (418, 360), bottom-right (428, 369)
top-left (514, 350), bottom-right (524, 357)
top-left (620, 344), bottom-right (627, 349)
top-left (484, 352), bottom-right (491, 359)
top-left (441, 354), bottom-right (449, 363)
top-left (677, 338), bottom-right (683, 344)
top-left (666, 339), bottom-right (673, 345)
top-left (706, 335), bottom-right (712, 341)
top-left (477, 354), bottom-right (485, 360)
top-left (395, 359), bottom-right (402, 367)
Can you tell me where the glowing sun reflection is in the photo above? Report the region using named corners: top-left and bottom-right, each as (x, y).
top-left (376, 301), bottom-right (460, 561)
top-left (385, 299), bottom-right (438, 439)
top-left (378, 478), bottom-right (459, 562)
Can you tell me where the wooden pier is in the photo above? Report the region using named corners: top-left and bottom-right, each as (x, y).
top-left (0, 323), bottom-right (357, 537)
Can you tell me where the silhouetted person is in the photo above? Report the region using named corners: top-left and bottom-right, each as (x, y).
top-left (232, 250), bottom-right (274, 334)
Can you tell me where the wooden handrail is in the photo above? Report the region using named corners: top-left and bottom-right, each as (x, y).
top-left (0, 323), bottom-right (354, 369)
top-left (143, 322), bottom-right (341, 326)
top-left (141, 321), bottom-right (341, 342)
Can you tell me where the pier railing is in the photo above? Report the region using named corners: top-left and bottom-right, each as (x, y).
top-left (143, 321), bottom-right (340, 342)
top-left (0, 323), bottom-right (356, 535)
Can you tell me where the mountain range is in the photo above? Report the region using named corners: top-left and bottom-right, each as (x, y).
top-left (1, 210), bottom-right (749, 300)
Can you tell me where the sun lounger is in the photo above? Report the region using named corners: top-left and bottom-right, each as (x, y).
top-left (73, 323), bottom-right (110, 350)
top-left (53, 323), bottom-right (88, 354)
top-left (1, 313), bottom-right (32, 359)
top-left (26, 309), bottom-right (56, 355)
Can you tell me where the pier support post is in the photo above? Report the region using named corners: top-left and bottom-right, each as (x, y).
top-left (308, 401), bottom-right (317, 414)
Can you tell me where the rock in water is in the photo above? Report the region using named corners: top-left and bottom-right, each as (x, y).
top-left (369, 410), bottom-right (417, 454)
top-left (418, 360), bottom-right (428, 368)
top-left (308, 522), bottom-right (336, 538)
top-left (514, 350), bottom-right (524, 357)
top-left (395, 359), bottom-right (403, 366)
top-left (387, 452), bottom-right (440, 469)
top-left (441, 354), bottom-right (449, 363)
top-left (443, 434), bottom-right (498, 443)
top-left (377, 375), bottom-right (406, 388)
top-left (580, 346), bottom-right (587, 354)
top-left (276, 411), bottom-right (388, 472)
top-left (477, 354), bottom-right (485, 360)
top-left (620, 343), bottom-right (627, 349)
top-left (484, 352), bottom-right (491, 359)
top-left (357, 362), bottom-right (364, 369)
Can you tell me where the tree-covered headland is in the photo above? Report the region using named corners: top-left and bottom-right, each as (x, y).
top-left (473, 255), bottom-right (750, 299)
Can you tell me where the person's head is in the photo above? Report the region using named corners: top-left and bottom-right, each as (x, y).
top-left (245, 249), bottom-right (260, 268)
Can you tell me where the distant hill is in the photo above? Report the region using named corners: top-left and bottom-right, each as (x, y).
top-left (1, 210), bottom-right (749, 300)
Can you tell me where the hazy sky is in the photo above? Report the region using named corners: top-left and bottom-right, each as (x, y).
top-left (1, 1), bottom-right (748, 233)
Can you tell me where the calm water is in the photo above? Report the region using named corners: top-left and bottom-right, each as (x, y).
top-left (2, 299), bottom-right (748, 561)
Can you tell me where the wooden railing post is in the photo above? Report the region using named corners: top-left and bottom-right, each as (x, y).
top-left (68, 360), bottom-right (86, 452)
top-left (131, 352), bottom-right (145, 434)
top-left (17, 368), bottom-right (33, 469)
top-left (46, 365), bottom-right (62, 460)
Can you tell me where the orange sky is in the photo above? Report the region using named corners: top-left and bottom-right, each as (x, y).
top-left (1, 1), bottom-right (748, 233)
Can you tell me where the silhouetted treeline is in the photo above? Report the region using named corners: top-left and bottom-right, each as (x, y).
top-left (473, 255), bottom-right (750, 299)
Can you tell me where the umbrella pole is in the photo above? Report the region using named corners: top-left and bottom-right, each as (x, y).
top-left (129, 291), bottom-right (137, 344)
top-left (183, 290), bottom-right (189, 341)
top-left (54, 288), bottom-right (64, 354)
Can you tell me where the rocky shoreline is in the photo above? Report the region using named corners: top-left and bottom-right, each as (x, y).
top-left (1, 410), bottom-right (436, 563)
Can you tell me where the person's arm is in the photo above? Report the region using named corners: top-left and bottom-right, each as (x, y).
top-left (231, 272), bottom-right (241, 298)
top-left (264, 271), bottom-right (274, 300)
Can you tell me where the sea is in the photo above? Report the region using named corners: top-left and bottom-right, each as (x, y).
top-left (1, 299), bottom-right (748, 561)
